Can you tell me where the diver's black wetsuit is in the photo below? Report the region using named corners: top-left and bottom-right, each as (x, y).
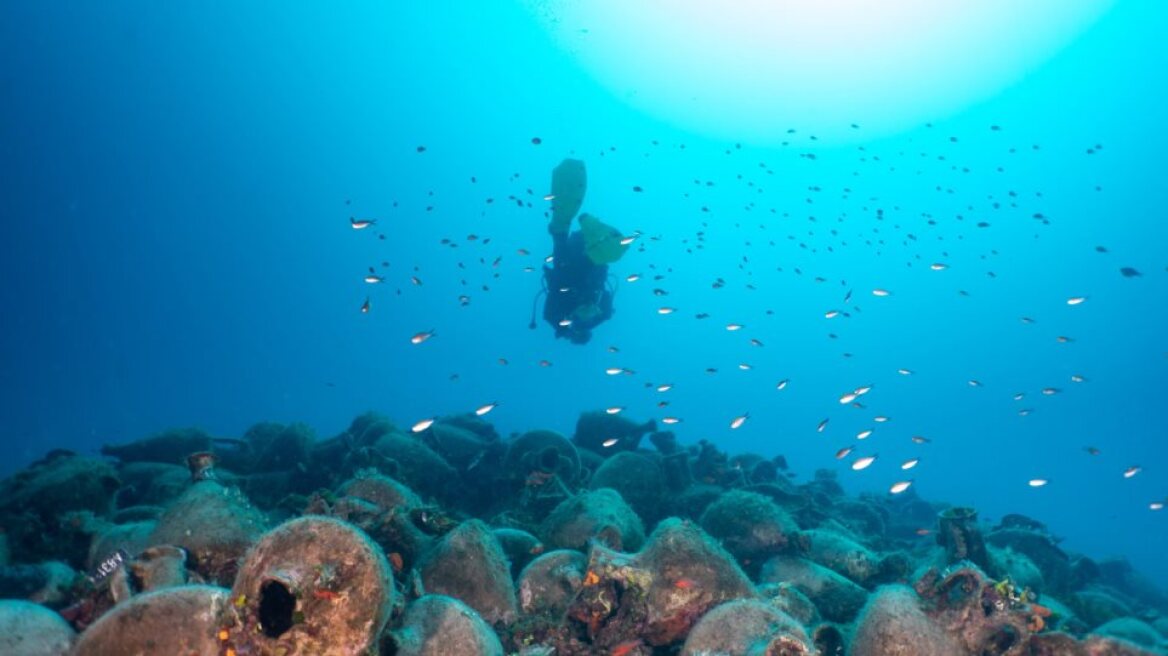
top-left (542, 229), bottom-right (613, 343)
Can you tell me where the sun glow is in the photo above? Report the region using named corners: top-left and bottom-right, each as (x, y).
top-left (526, 0), bottom-right (1115, 143)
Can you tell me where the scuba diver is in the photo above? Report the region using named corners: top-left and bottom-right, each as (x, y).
top-left (530, 159), bottom-right (630, 344)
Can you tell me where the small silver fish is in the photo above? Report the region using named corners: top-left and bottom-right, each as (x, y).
top-left (851, 455), bottom-right (877, 471)
top-left (889, 480), bottom-right (913, 494)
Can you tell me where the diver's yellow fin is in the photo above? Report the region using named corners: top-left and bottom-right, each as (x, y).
top-left (549, 159), bottom-right (586, 234)
top-left (579, 214), bottom-right (629, 265)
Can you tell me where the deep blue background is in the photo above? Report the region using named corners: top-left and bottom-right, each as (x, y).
top-left (2, 3), bottom-right (1165, 589)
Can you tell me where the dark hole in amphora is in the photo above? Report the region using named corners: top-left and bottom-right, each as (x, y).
top-left (259, 580), bottom-right (297, 638)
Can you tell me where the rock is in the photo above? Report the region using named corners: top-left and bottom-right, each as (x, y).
top-left (0, 599), bottom-right (76, 655)
top-left (588, 452), bottom-right (665, 523)
top-left (851, 584), bottom-right (963, 656)
top-left (700, 490), bottom-right (800, 570)
top-left (540, 488), bottom-right (645, 552)
top-left (680, 599), bottom-right (812, 655)
top-left (227, 516), bottom-right (394, 655)
top-left (517, 550), bottom-right (587, 618)
top-left (419, 519), bottom-right (518, 625)
top-left (71, 585), bottom-right (228, 656)
top-left (388, 595), bottom-right (504, 656)
top-left (759, 555), bottom-right (868, 623)
top-left (148, 481), bottom-right (267, 585)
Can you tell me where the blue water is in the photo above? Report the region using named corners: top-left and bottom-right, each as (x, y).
top-left (2, 1), bottom-right (1166, 593)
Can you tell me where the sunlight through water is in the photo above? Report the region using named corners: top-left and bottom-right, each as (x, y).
top-left (526, 0), bottom-right (1116, 143)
